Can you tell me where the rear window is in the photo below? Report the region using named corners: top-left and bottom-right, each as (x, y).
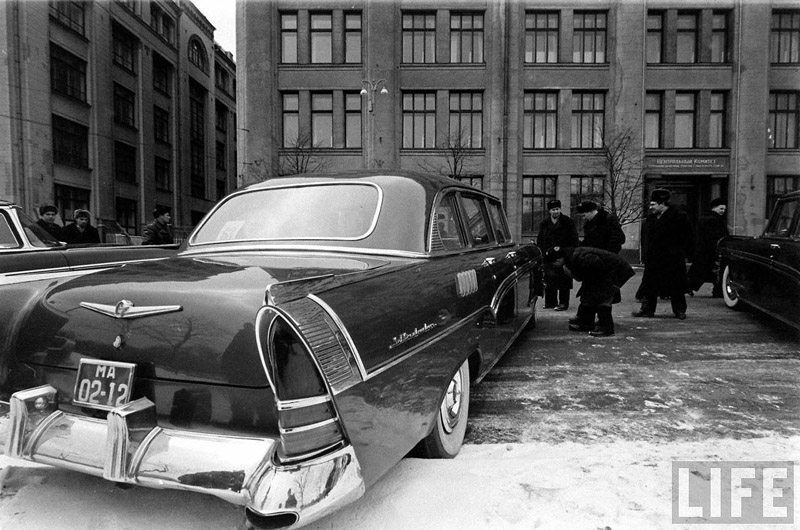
top-left (191, 183), bottom-right (382, 245)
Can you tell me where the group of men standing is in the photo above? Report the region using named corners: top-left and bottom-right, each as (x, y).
top-left (538, 189), bottom-right (728, 337)
top-left (34, 205), bottom-right (174, 246)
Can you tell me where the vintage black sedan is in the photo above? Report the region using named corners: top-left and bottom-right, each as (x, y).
top-left (0, 171), bottom-right (542, 529)
top-left (1, 200), bottom-right (177, 285)
top-left (718, 190), bottom-right (800, 330)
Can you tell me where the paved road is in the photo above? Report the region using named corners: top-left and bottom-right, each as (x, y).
top-left (466, 270), bottom-right (800, 445)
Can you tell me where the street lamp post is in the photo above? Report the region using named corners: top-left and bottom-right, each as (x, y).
top-left (360, 78), bottom-right (388, 112)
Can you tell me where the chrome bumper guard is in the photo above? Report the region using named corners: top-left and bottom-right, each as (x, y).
top-left (0, 386), bottom-right (365, 527)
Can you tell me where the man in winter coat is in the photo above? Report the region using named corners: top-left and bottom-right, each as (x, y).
top-left (537, 199), bottom-right (579, 310)
top-left (62, 209), bottom-right (101, 244)
top-left (577, 200), bottom-right (625, 253)
top-left (36, 204), bottom-right (63, 241)
top-left (142, 205), bottom-right (174, 245)
top-left (545, 246), bottom-right (635, 337)
top-left (687, 198), bottom-right (729, 297)
top-left (632, 189), bottom-right (694, 319)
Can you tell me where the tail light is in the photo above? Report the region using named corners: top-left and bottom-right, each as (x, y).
top-left (256, 297), bottom-right (361, 464)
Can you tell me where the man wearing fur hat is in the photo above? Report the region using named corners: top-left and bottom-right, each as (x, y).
top-left (36, 204), bottom-right (63, 240)
top-left (632, 189), bottom-right (694, 319)
top-left (142, 205), bottom-right (174, 245)
top-left (687, 198), bottom-right (729, 297)
top-left (62, 209), bottom-right (101, 244)
top-left (577, 200), bottom-right (625, 254)
top-left (537, 199), bottom-right (579, 310)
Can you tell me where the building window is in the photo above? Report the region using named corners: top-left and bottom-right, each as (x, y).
top-left (281, 13), bottom-right (298, 63)
top-left (771, 11), bottom-right (800, 64)
top-left (50, 1), bottom-right (85, 35)
top-left (711, 11), bottom-right (730, 63)
top-left (112, 24), bottom-right (137, 73)
top-left (215, 66), bottom-right (230, 93)
top-left (216, 141), bottom-right (226, 170)
top-left (52, 115), bottom-right (88, 168)
top-left (190, 82), bottom-right (205, 140)
top-left (769, 92), bottom-right (799, 149)
top-left (310, 13), bottom-right (332, 64)
top-left (282, 93), bottom-right (299, 147)
top-left (190, 142), bottom-right (205, 198)
top-left (450, 13), bottom-right (483, 63)
top-left (522, 176), bottom-right (557, 235)
top-left (154, 105), bottom-right (170, 143)
top-left (402, 13), bottom-right (436, 64)
top-left (525, 12), bottom-right (559, 63)
top-left (311, 93), bottom-right (333, 147)
top-left (403, 92), bottom-right (436, 149)
top-left (155, 156), bottom-right (171, 190)
top-left (767, 176), bottom-right (800, 217)
top-left (676, 12), bottom-right (698, 63)
top-left (216, 101), bottom-right (228, 132)
top-left (458, 176), bottom-right (483, 190)
top-left (345, 12), bottom-right (362, 63)
top-left (571, 175), bottom-right (604, 235)
top-left (117, 0), bottom-right (138, 16)
top-left (571, 92), bottom-right (605, 149)
top-left (151, 4), bottom-right (175, 45)
top-left (114, 141), bottom-right (137, 184)
top-left (50, 43), bottom-right (86, 101)
top-left (675, 92), bottom-right (696, 148)
top-left (523, 92), bottom-right (558, 149)
top-left (190, 82), bottom-right (206, 198)
top-left (113, 83), bottom-right (136, 128)
top-left (115, 197), bottom-right (137, 235)
top-left (54, 184), bottom-right (90, 222)
top-left (188, 37), bottom-right (208, 72)
top-left (710, 92), bottom-right (727, 148)
top-left (345, 92), bottom-right (362, 148)
top-left (153, 53), bottom-right (172, 95)
top-left (449, 92), bottom-right (482, 149)
top-left (646, 11), bottom-right (663, 64)
top-left (645, 92), bottom-right (662, 149)
top-left (573, 11), bottom-right (606, 64)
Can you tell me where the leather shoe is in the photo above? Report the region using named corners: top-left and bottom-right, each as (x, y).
top-left (569, 323), bottom-right (593, 332)
top-left (631, 309), bottom-right (655, 317)
top-left (554, 304), bottom-right (568, 311)
top-left (589, 327), bottom-right (615, 337)
top-left (675, 312), bottom-right (686, 320)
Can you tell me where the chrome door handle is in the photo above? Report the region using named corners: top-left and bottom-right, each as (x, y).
top-left (505, 251), bottom-right (517, 260)
top-left (770, 244), bottom-right (781, 250)
top-left (482, 257), bottom-right (496, 267)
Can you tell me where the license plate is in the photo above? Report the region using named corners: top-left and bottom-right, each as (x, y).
top-left (73, 359), bottom-right (136, 410)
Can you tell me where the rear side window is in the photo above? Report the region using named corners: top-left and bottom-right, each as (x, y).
top-left (433, 194), bottom-right (466, 251)
top-left (765, 199), bottom-right (798, 237)
top-left (0, 212), bottom-right (20, 249)
top-left (460, 194), bottom-right (493, 246)
top-left (487, 200), bottom-right (510, 243)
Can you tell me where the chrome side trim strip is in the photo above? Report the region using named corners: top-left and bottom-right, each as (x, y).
top-left (280, 417), bottom-right (338, 435)
top-left (307, 293), bottom-right (368, 382)
top-left (277, 395), bottom-right (331, 411)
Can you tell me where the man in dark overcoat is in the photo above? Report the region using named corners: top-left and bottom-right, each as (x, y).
top-left (36, 204), bottom-right (63, 241)
top-left (632, 189), bottom-right (694, 319)
top-left (687, 198), bottom-right (729, 297)
top-left (142, 205), bottom-right (174, 245)
top-left (62, 209), bottom-right (101, 244)
top-left (546, 246), bottom-right (635, 336)
top-left (537, 199), bottom-right (579, 310)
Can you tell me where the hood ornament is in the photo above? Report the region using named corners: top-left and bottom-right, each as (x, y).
top-left (80, 300), bottom-right (182, 319)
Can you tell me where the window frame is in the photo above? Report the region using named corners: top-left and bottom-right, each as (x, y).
top-left (402, 92), bottom-right (437, 149)
top-left (450, 12), bottom-right (484, 64)
top-left (113, 83), bottom-right (136, 128)
top-left (52, 114), bottom-right (89, 169)
top-left (523, 91), bottom-right (558, 149)
top-left (525, 11), bottom-right (559, 64)
top-left (571, 91), bottom-right (605, 149)
top-left (709, 91), bottom-right (727, 148)
top-left (674, 91), bottom-right (697, 148)
top-left (522, 176), bottom-right (557, 236)
top-left (112, 23), bottom-right (138, 74)
top-left (572, 11), bottom-right (607, 64)
top-left (771, 10), bottom-right (800, 64)
top-left (646, 11), bottom-right (664, 64)
top-left (114, 141), bottom-right (137, 184)
top-left (769, 91), bottom-right (800, 149)
top-left (645, 92), bottom-right (663, 149)
top-left (676, 11), bottom-right (698, 64)
top-left (188, 37), bottom-right (208, 73)
top-left (310, 12), bottom-right (333, 64)
top-left (311, 92), bottom-right (333, 148)
top-left (50, 43), bottom-right (87, 102)
top-left (50, 1), bottom-right (85, 36)
top-left (344, 12), bottom-right (362, 64)
top-left (449, 91), bottom-right (483, 149)
top-left (345, 92), bottom-right (362, 148)
top-left (402, 12), bottom-right (436, 64)
top-left (153, 105), bottom-right (170, 143)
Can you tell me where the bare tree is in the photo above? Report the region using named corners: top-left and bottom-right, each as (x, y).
top-left (592, 128), bottom-right (647, 226)
top-left (417, 126), bottom-right (481, 180)
top-left (239, 129), bottom-right (328, 185)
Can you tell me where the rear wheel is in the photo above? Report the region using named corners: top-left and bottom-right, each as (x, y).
top-left (418, 359), bottom-right (470, 458)
top-left (722, 264), bottom-right (742, 310)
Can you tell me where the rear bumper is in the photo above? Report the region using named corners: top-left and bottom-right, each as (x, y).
top-left (0, 385), bottom-right (364, 528)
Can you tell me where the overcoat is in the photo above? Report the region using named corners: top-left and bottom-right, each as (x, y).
top-left (687, 212), bottom-right (728, 287)
top-left (566, 247), bottom-right (635, 306)
top-left (581, 209), bottom-right (625, 253)
top-left (538, 214), bottom-right (579, 290)
top-left (638, 207), bottom-right (694, 297)
top-left (142, 220), bottom-right (174, 245)
top-left (62, 223), bottom-right (101, 244)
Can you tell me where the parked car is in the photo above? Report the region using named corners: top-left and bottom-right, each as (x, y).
top-left (718, 190), bottom-right (800, 330)
top-left (0, 171), bottom-right (542, 529)
top-left (0, 201), bottom-right (178, 285)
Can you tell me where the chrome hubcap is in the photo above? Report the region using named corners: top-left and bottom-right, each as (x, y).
top-left (440, 369), bottom-right (463, 434)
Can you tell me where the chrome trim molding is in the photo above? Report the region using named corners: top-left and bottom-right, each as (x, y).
top-left (307, 293), bottom-right (368, 383)
top-left (80, 301), bottom-right (182, 319)
top-left (0, 386), bottom-right (364, 526)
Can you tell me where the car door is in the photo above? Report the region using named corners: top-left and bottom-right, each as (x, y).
top-left (763, 197), bottom-right (800, 327)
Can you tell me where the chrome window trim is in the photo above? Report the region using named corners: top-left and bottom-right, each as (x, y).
top-left (181, 244), bottom-right (428, 260)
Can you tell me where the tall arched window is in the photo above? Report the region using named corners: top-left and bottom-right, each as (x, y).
top-left (188, 37), bottom-right (208, 72)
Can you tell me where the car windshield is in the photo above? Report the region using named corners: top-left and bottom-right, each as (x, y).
top-left (18, 209), bottom-right (62, 248)
top-left (191, 183), bottom-right (381, 245)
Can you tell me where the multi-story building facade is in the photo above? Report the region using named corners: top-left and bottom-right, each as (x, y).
top-left (237, 0), bottom-right (800, 258)
top-left (0, 0), bottom-right (237, 238)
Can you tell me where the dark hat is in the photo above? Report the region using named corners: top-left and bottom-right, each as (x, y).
top-left (73, 209), bottom-right (90, 219)
top-left (153, 205), bottom-right (171, 217)
top-left (39, 204), bottom-right (58, 216)
top-left (576, 200), bottom-right (598, 214)
top-left (547, 199), bottom-right (562, 210)
top-left (650, 189), bottom-right (671, 204)
top-left (709, 197), bottom-right (726, 208)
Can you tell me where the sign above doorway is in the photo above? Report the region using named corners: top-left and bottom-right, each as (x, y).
top-left (645, 156), bottom-right (729, 173)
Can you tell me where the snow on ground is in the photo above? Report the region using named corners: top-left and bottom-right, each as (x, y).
top-left (2, 436), bottom-right (798, 530)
